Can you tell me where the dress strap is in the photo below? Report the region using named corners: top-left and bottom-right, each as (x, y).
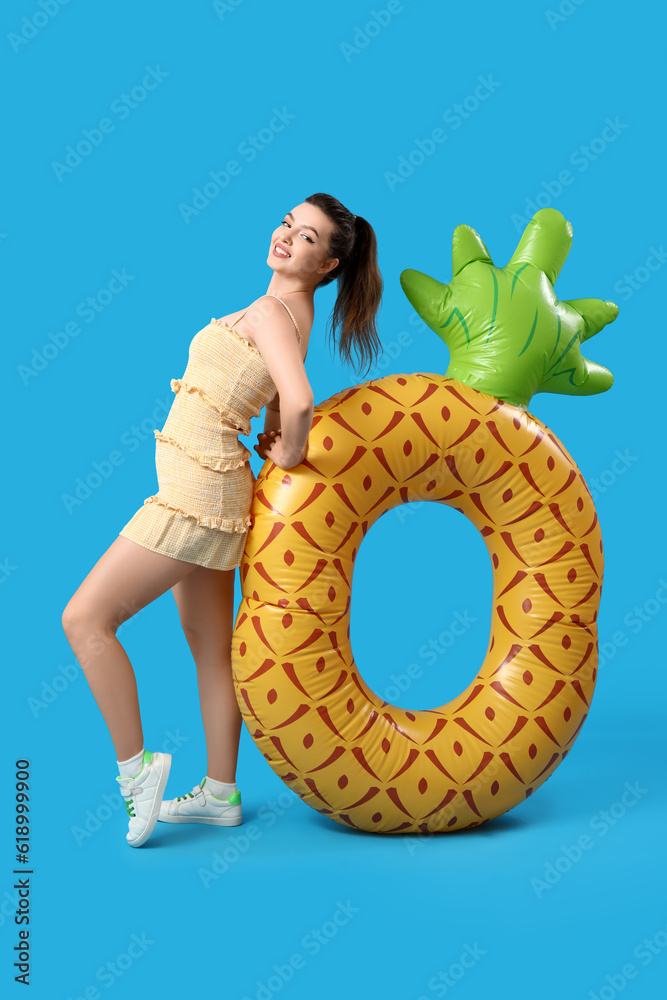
top-left (228, 296), bottom-right (302, 344)
top-left (229, 309), bottom-right (248, 329)
top-left (264, 294), bottom-right (302, 344)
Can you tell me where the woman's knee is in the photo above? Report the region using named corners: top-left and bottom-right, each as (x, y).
top-left (179, 617), bottom-right (231, 649)
top-left (62, 596), bottom-right (82, 639)
top-left (61, 595), bottom-right (118, 646)
top-left (179, 618), bottom-right (206, 645)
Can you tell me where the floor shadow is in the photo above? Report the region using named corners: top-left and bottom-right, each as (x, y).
top-left (306, 808), bottom-right (529, 838)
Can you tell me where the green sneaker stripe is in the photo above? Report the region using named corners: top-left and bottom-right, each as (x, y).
top-left (206, 787), bottom-right (241, 803)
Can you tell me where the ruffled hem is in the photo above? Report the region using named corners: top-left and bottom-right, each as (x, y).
top-left (153, 430), bottom-right (249, 471)
top-left (170, 378), bottom-right (251, 436)
top-left (170, 377), bottom-right (220, 413)
top-left (209, 319), bottom-right (264, 359)
top-left (142, 495), bottom-right (252, 533)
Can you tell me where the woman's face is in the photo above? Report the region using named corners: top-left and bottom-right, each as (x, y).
top-left (268, 203), bottom-right (339, 286)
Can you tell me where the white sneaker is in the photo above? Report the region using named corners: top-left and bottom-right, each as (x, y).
top-left (159, 778), bottom-right (242, 826)
top-left (115, 750), bottom-right (171, 848)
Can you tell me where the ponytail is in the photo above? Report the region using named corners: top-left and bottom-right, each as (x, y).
top-left (305, 192), bottom-right (383, 378)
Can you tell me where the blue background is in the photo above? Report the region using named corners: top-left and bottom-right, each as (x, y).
top-left (4, 0), bottom-right (666, 997)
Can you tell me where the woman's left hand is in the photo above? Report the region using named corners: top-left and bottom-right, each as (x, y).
top-left (254, 429), bottom-right (280, 460)
top-left (264, 433), bottom-right (305, 470)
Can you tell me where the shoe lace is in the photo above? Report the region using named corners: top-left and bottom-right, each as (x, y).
top-left (116, 776), bottom-right (144, 818)
top-left (176, 782), bottom-right (205, 803)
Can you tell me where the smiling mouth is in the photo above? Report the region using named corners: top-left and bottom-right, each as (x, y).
top-left (274, 244), bottom-right (291, 258)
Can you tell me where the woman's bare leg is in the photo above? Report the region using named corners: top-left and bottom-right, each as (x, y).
top-left (170, 565), bottom-right (241, 783)
top-left (61, 535), bottom-right (199, 761)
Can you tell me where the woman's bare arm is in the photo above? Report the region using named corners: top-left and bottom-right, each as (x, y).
top-left (244, 297), bottom-right (314, 468)
top-left (264, 391), bottom-right (281, 434)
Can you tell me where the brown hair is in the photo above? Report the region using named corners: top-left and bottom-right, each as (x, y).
top-left (305, 192), bottom-right (383, 377)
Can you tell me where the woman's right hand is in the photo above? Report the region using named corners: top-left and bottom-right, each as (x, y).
top-left (254, 429), bottom-right (281, 460)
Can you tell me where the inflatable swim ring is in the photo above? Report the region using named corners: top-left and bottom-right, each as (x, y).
top-left (231, 208), bottom-right (617, 833)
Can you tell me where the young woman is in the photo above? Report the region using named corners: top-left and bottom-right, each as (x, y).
top-left (61, 192), bottom-right (383, 848)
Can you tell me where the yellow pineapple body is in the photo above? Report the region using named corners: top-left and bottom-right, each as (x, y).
top-left (231, 374), bottom-right (602, 833)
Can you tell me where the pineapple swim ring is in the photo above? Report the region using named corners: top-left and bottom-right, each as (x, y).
top-left (231, 208), bottom-right (617, 834)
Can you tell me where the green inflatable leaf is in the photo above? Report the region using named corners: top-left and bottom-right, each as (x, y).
top-left (399, 207), bottom-right (617, 410)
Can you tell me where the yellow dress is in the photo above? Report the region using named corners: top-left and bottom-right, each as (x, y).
top-left (118, 295), bottom-right (301, 570)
